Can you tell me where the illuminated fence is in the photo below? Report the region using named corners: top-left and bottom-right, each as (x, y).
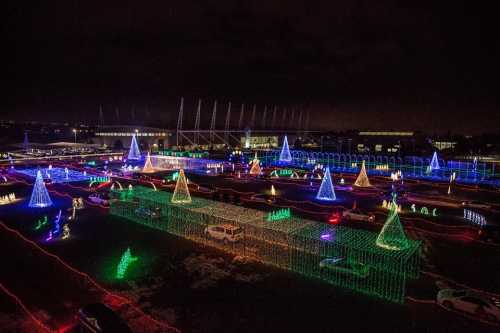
top-left (110, 186), bottom-right (420, 303)
top-left (261, 150), bottom-right (498, 185)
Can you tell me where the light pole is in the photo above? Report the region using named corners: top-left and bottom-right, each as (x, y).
top-left (72, 129), bottom-right (77, 143)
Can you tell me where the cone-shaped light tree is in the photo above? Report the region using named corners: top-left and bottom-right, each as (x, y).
top-left (279, 135), bottom-right (292, 162)
top-left (29, 170), bottom-right (53, 208)
top-left (128, 134), bottom-right (141, 160)
top-left (249, 155), bottom-right (262, 175)
top-left (376, 196), bottom-right (409, 251)
top-left (142, 152), bottom-right (154, 173)
top-left (429, 151), bottom-right (440, 171)
top-left (316, 167), bottom-right (336, 201)
top-left (354, 160), bottom-right (371, 187)
top-left (171, 169), bottom-right (191, 204)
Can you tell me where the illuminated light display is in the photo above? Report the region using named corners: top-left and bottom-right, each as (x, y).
top-left (167, 171), bottom-right (180, 182)
top-left (267, 208), bottom-right (291, 221)
top-left (116, 247), bottom-right (138, 279)
top-left (376, 200), bottom-right (409, 251)
top-left (127, 134), bottom-right (141, 160)
top-left (429, 151), bottom-right (440, 171)
top-left (249, 157), bottom-right (262, 175)
top-left (61, 224), bottom-right (70, 240)
top-left (354, 160), bottom-right (371, 187)
top-left (420, 207), bottom-right (429, 215)
top-left (375, 164), bottom-right (389, 171)
top-left (89, 176), bottom-right (110, 183)
top-left (464, 209), bottom-right (486, 227)
top-left (432, 208), bottom-right (437, 216)
top-left (110, 186), bottom-right (420, 303)
top-left (270, 185), bottom-right (276, 196)
top-left (28, 170), bottom-right (53, 208)
top-left (0, 193), bottom-right (16, 205)
top-left (52, 210), bottom-right (62, 235)
top-left (34, 216), bottom-right (48, 230)
top-left (171, 169), bottom-right (191, 204)
top-left (270, 169), bottom-right (297, 178)
top-left (142, 152), bottom-right (155, 173)
top-left (316, 168), bottom-right (336, 201)
top-left (17, 167), bottom-right (89, 183)
top-left (35, 216), bottom-right (48, 230)
top-left (279, 135), bottom-right (292, 162)
top-left (328, 211), bottom-right (341, 225)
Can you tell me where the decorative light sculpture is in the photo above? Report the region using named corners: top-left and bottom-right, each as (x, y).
top-left (249, 156), bottom-right (261, 175)
top-left (127, 134), bottom-right (141, 160)
top-left (376, 198), bottom-right (409, 251)
top-left (354, 160), bottom-right (371, 187)
top-left (270, 185), bottom-right (276, 196)
top-left (61, 224), bottom-right (70, 240)
top-left (316, 167), bottom-right (336, 201)
top-left (171, 169), bottom-right (191, 204)
top-left (142, 152), bottom-right (155, 173)
top-left (429, 151), bottom-right (440, 171)
top-left (116, 247), bottom-right (138, 279)
top-left (267, 208), bottom-right (291, 221)
top-left (29, 170), bottom-right (53, 208)
top-left (279, 135), bottom-right (292, 162)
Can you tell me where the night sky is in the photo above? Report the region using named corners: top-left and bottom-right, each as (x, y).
top-left (3, 1), bottom-right (499, 134)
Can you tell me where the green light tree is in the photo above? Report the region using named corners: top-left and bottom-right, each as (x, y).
top-left (376, 198), bottom-right (409, 251)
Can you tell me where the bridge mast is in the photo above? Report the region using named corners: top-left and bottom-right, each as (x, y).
top-left (176, 97), bottom-right (184, 147)
top-left (194, 99), bottom-right (201, 147)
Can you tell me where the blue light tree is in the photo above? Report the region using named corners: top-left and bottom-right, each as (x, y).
top-left (429, 151), bottom-right (440, 171)
top-left (128, 134), bottom-right (141, 160)
top-left (29, 170), bottom-right (53, 208)
top-left (279, 135), bottom-right (292, 162)
top-left (316, 167), bottom-right (336, 201)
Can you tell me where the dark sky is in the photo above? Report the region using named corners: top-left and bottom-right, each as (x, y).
top-left (3, 1), bottom-right (499, 134)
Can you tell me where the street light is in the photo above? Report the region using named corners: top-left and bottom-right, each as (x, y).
top-left (72, 129), bottom-right (77, 143)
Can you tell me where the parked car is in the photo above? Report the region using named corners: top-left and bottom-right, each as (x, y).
top-left (88, 193), bottom-right (109, 206)
top-left (437, 289), bottom-right (500, 322)
top-left (319, 257), bottom-right (370, 278)
top-left (461, 200), bottom-right (491, 210)
top-left (205, 224), bottom-right (243, 243)
top-left (342, 209), bottom-right (375, 222)
top-left (77, 303), bottom-right (132, 333)
top-left (135, 206), bottom-right (160, 219)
